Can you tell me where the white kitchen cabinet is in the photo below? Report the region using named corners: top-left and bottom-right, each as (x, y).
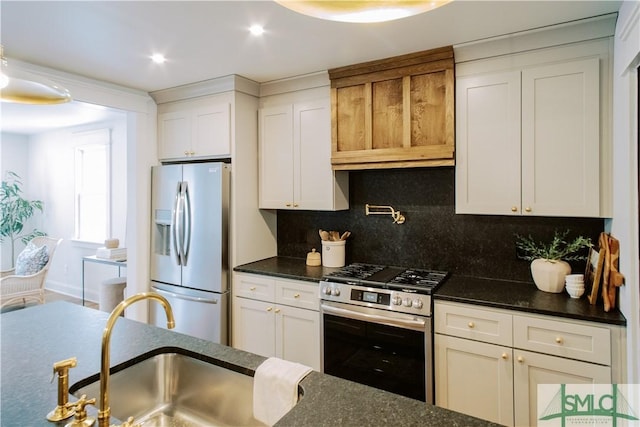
top-left (435, 301), bottom-right (621, 427)
top-left (455, 31), bottom-right (613, 218)
top-left (456, 57), bottom-right (600, 217)
top-left (513, 349), bottom-right (611, 427)
top-left (435, 334), bottom-right (514, 426)
top-left (232, 272), bottom-right (320, 370)
top-left (158, 102), bottom-right (230, 160)
top-left (259, 95), bottom-right (348, 211)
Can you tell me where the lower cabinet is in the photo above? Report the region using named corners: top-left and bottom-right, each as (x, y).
top-left (435, 334), bottom-right (514, 425)
top-left (232, 272), bottom-right (321, 371)
top-left (435, 301), bottom-right (621, 427)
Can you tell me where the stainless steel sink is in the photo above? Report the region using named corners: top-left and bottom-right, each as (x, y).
top-left (71, 351), bottom-right (267, 427)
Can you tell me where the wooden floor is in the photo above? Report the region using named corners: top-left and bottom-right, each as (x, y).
top-left (1, 290), bottom-right (98, 313)
top-left (44, 290), bottom-right (99, 309)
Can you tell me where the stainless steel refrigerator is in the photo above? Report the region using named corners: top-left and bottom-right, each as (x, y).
top-left (149, 162), bottom-right (230, 344)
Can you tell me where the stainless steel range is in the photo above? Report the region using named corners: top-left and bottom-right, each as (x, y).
top-left (320, 263), bottom-right (448, 403)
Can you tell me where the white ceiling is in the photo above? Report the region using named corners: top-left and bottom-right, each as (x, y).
top-left (0, 0), bottom-right (622, 135)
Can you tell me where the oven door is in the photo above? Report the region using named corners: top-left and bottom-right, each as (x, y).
top-left (321, 300), bottom-right (432, 403)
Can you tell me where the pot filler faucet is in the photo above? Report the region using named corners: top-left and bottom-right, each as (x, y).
top-left (98, 293), bottom-right (175, 427)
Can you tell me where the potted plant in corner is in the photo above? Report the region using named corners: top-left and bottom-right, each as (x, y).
top-left (515, 230), bottom-right (592, 293)
top-left (0, 171), bottom-right (46, 268)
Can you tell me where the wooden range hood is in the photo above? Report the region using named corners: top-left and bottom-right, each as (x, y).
top-left (329, 45), bottom-right (454, 170)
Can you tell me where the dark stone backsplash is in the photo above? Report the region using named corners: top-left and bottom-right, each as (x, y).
top-left (276, 167), bottom-right (604, 282)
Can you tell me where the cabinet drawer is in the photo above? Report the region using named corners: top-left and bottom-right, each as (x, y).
top-left (234, 273), bottom-right (275, 301)
top-left (513, 315), bottom-right (610, 365)
top-left (275, 279), bottom-right (319, 311)
top-left (435, 302), bottom-right (512, 346)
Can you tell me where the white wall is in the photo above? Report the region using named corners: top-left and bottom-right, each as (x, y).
top-left (0, 132), bottom-right (30, 269)
top-left (611, 0), bottom-right (640, 384)
top-left (27, 115), bottom-right (128, 302)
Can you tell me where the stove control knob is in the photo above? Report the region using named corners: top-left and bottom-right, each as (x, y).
top-left (323, 286), bottom-right (332, 295)
top-left (413, 299), bottom-right (424, 309)
top-left (392, 295), bottom-right (402, 305)
top-left (331, 287), bottom-right (341, 296)
top-left (403, 298), bottom-right (412, 307)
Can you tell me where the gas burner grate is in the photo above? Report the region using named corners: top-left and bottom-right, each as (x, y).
top-left (324, 263), bottom-right (386, 280)
top-left (388, 269), bottom-right (449, 289)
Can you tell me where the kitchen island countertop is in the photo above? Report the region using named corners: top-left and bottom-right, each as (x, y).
top-left (234, 256), bottom-right (626, 326)
top-left (1, 301), bottom-right (498, 427)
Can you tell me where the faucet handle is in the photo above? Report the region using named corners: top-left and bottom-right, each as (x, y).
top-left (64, 394), bottom-right (96, 427)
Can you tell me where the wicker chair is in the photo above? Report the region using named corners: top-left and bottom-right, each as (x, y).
top-left (0, 237), bottom-right (62, 308)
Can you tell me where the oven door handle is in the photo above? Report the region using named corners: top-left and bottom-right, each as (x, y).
top-left (321, 303), bottom-right (426, 331)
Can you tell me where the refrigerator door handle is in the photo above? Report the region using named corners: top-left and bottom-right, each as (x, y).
top-left (172, 181), bottom-right (182, 266)
top-left (183, 181), bottom-right (192, 266)
top-left (177, 181), bottom-right (188, 266)
top-left (152, 286), bottom-right (219, 304)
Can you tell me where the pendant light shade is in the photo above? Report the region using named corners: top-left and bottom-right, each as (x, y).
top-left (275, 1), bottom-right (452, 23)
top-left (0, 46), bottom-right (72, 105)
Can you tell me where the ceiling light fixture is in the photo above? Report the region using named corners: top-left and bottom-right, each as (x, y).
top-left (274, 0), bottom-right (452, 23)
top-left (249, 25), bottom-right (265, 36)
top-left (151, 53), bottom-right (167, 64)
top-left (0, 45), bottom-right (72, 105)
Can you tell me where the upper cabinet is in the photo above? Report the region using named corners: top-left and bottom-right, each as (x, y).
top-left (455, 15), bottom-right (615, 218)
top-left (259, 76), bottom-right (349, 211)
top-left (328, 46), bottom-right (455, 170)
top-left (158, 102), bottom-right (231, 161)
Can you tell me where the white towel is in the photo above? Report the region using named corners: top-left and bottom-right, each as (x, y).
top-left (253, 357), bottom-right (312, 426)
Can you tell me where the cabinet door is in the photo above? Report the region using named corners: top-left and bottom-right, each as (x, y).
top-left (231, 297), bottom-right (275, 358)
top-left (259, 105), bottom-right (294, 209)
top-left (295, 99), bottom-right (334, 210)
top-left (158, 111), bottom-right (191, 160)
top-left (455, 71), bottom-right (522, 215)
top-left (192, 103), bottom-right (230, 157)
top-left (435, 334), bottom-right (514, 426)
top-left (275, 305), bottom-right (320, 371)
top-left (513, 349), bottom-right (611, 427)
top-left (521, 57), bottom-right (600, 217)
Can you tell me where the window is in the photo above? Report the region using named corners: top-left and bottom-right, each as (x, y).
top-left (74, 129), bottom-right (111, 243)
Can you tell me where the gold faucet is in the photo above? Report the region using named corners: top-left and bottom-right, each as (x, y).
top-left (97, 292), bottom-right (175, 427)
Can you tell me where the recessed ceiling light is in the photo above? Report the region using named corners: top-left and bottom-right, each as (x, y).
top-left (249, 25), bottom-right (265, 36)
top-left (151, 53), bottom-right (166, 64)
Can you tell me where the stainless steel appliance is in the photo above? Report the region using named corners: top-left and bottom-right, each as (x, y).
top-left (320, 263), bottom-right (448, 403)
top-left (149, 162), bottom-right (230, 344)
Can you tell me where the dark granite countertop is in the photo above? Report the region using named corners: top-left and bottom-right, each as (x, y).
top-left (234, 256), bottom-right (626, 326)
top-left (1, 302), bottom-right (498, 427)
top-left (233, 256), bottom-right (342, 283)
top-left (436, 275), bottom-right (626, 326)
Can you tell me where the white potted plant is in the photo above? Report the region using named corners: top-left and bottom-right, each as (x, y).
top-left (515, 230), bottom-right (592, 293)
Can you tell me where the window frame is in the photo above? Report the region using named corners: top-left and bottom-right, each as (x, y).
top-left (73, 129), bottom-right (112, 244)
